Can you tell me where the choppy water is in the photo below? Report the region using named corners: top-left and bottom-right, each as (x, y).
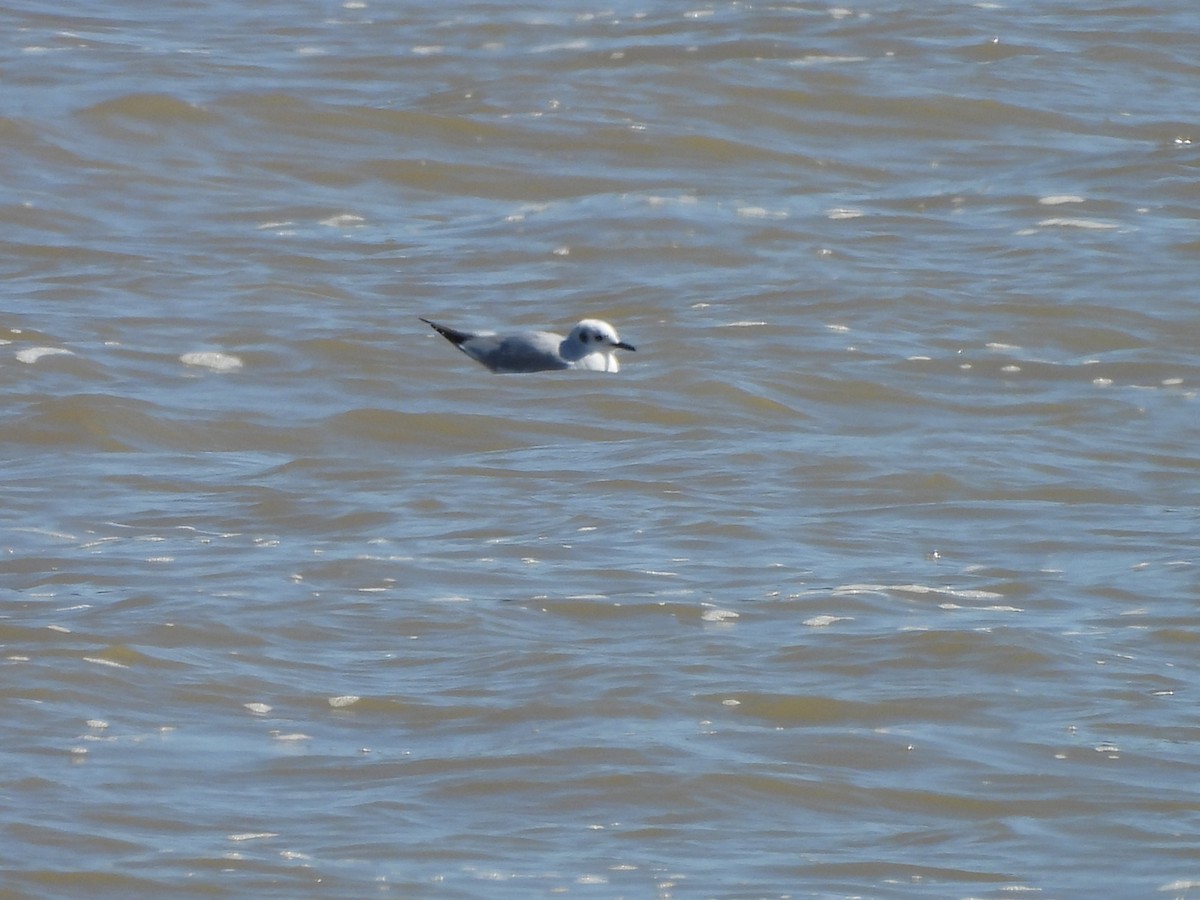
top-left (3, 2), bottom-right (1199, 898)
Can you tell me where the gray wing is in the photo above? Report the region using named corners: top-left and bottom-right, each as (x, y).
top-left (464, 331), bottom-right (570, 373)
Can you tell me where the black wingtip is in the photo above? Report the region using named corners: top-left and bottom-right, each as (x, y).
top-left (420, 317), bottom-right (470, 347)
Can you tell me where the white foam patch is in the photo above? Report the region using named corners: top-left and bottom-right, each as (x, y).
top-left (789, 54), bottom-right (868, 65)
top-left (16, 346), bottom-right (74, 364)
top-left (736, 205), bottom-right (788, 220)
top-left (1037, 217), bottom-right (1119, 230)
top-left (835, 583), bottom-right (1005, 602)
top-left (895, 584), bottom-right (1005, 600)
top-left (180, 351), bottom-right (243, 372)
top-left (319, 213), bottom-right (365, 227)
top-left (804, 615), bottom-right (853, 627)
top-left (84, 656), bottom-right (129, 669)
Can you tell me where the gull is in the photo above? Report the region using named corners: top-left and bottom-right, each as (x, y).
top-left (420, 317), bottom-right (636, 373)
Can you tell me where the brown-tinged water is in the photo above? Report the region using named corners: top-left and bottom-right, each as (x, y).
top-left (2, 2), bottom-right (1199, 898)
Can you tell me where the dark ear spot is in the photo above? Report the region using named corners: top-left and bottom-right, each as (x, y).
top-left (580, 331), bottom-right (590, 343)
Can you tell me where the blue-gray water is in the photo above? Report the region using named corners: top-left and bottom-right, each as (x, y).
top-left (3, 2), bottom-right (1199, 898)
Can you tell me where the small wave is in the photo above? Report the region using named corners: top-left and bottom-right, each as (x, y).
top-left (16, 346), bottom-right (74, 364)
top-left (78, 92), bottom-right (214, 124)
top-left (1036, 217), bottom-right (1120, 230)
top-left (180, 351), bottom-right (243, 373)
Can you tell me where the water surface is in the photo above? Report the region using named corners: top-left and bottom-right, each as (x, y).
top-left (2, 2), bottom-right (1199, 897)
